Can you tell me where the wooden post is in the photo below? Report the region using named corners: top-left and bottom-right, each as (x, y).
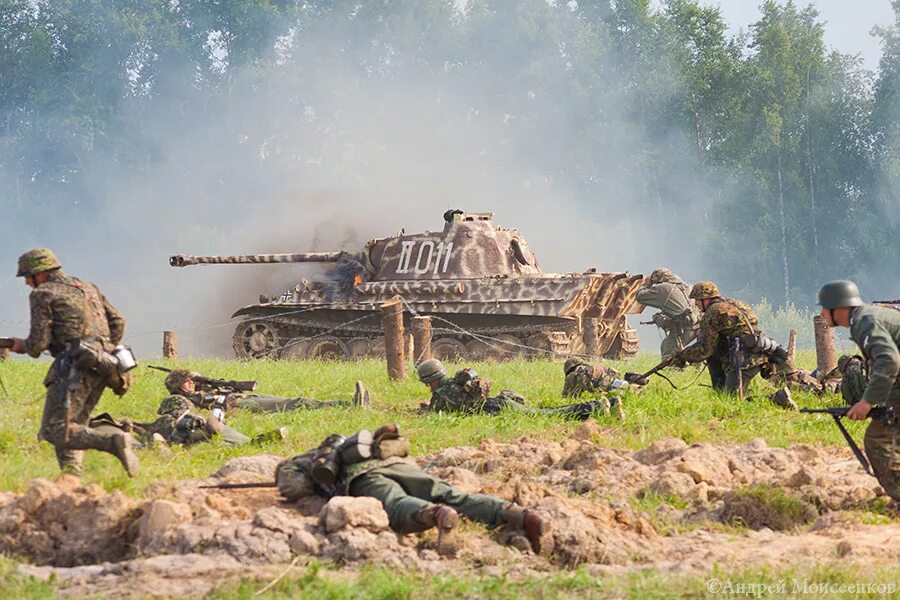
top-left (787, 329), bottom-right (797, 367)
top-left (813, 316), bottom-right (836, 375)
top-left (0, 347), bottom-right (8, 361)
top-left (381, 297), bottom-right (406, 380)
top-left (163, 331), bottom-right (178, 359)
top-left (411, 316), bottom-right (432, 364)
top-left (583, 317), bottom-right (599, 358)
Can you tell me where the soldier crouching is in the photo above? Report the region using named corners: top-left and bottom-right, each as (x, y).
top-left (276, 425), bottom-right (551, 555)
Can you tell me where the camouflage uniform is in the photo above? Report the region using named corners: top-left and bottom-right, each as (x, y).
top-left (849, 305), bottom-right (900, 502)
top-left (344, 458), bottom-right (509, 533)
top-left (561, 360), bottom-right (622, 398)
top-left (837, 355), bottom-right (867, 405)
top-left (636, 270), bottom-right (699, 358)
top-left (677, 297), bottom-right (768, 395)
top-left (24, 267), bottom-right (129, 474)
top-left (139, 395), bottom-right (251, 446)
top-left (427, 370), bottom-right (608, 420)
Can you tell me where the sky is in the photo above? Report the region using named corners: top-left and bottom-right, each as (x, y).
top-left (708, 0), bottom-right (895, 69)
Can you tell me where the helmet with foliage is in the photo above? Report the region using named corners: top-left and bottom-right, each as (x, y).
top-left (564, 357), bottom-right (586, 375)
top-left (417, 358), bottom-right (446, 383)
top-left (649, 268), bottom-right (674, 285)
top-left (17, 248), bottom-right (61, 277)
top-left (689, 281), bottom-right (720, 300)
top-left (164, 369), bottom-right (198, 394)
top-left (158, 395), bottom-right (193, 416)
top-left (817, 280), bottom-right (863, 309)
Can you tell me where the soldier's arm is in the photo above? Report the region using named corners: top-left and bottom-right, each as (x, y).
top-left (679, 312), bottom-right (719, 363)
top-left (23, 291), bottom-right (53, 358)
top-left (856, 318), bottom-right (900, 406)
top-left (561, 374), bottom-right (575, 398)
top-left (635, 286), bottom-right (662, 309)
top-left (99, 290), bottom-right (125, 345)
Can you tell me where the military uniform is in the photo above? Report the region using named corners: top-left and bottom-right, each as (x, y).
top-left (16, 249), bottom-right (137, 475)
top-left (561, 361), bottom-right (622, 398)
top-left (139, 396), bottom-right (250, 446)
top-left (676, 283), bottom-right (769, 395)
top-left (426, 369), bottom-right (608, 420)
top-left (636, 269), bottom-right (699, 358)
top-left (838, 355), bottom-right (867, 405)
top-left (849, 304), bottom-right (900, 502)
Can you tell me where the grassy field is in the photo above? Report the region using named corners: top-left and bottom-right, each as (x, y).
top-left (0, 350), bottom-right (853, 495)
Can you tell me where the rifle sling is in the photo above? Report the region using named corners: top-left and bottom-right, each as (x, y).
top-left (831, 414), bottom-right (873, 476)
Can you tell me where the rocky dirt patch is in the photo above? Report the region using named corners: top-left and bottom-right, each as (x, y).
top-left (2, 422), bottom-right (898, 597)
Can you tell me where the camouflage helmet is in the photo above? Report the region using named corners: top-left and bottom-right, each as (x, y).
top-left (158, 395), bottom-right (193, 415)
top-left (416, 358), bottom-right (446, 383)
top-left (649, 268), bottom-right (674, 285)
top-left (689, 281), bottom-right (720, 300)
top-left (564, 357), bottom-right (585, 375)
top-left (837, 354), bottom-right (863, 374)
top-left (817, 280), bottom-right (863, 309)
top-left (16, 248), bottom-right (61, 277)
top-left (164, 369), bottom-right (198, 393)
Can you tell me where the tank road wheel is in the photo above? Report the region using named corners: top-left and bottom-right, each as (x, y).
top-left (347, 337), bottom-right (372, 359)
top-left (604, 322), bottom-right (640, 360)
top-left (281, 340), bottom-right (309, 361)
top-left (466, 335), bottom-right (522, 361)
top-left (306, 337), bottom-right (350, 360)
top-left (233, 321), bottom-right (281, 360)
top-left (524, 333), bottom-right (552, 360)
top-left (366, 337), bottom-right (386, 358)
top-left (431, 338), bottom-right (468, 361)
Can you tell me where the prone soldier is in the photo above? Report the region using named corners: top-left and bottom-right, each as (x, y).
top-left (636, 268), bottom-right (700, 358)
top-left (5, 248), bottom-right (140, 476)
top-left (276, 425), bottom-right (551, 555)
top-left (818, 280), bottom-right (900, 504)
top-left (162, 369), bottom-right (369, 413)
top-left (417, 359), bottom-right (613, 420)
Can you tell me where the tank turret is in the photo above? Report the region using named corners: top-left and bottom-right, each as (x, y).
top-left (170, 210), bottom-right (643, 360)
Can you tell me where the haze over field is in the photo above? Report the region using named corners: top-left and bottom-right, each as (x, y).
top-left (0, 0), bottom-right (898, 356)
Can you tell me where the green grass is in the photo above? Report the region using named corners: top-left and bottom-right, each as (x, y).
top-left (0, 350), bottom-right (857, 495)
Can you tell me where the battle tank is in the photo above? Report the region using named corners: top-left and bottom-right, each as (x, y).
top-left (169, 210), bottom-right (645, 361)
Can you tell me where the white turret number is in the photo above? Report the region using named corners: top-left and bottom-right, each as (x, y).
top-left (396, 241), bottom-right (454, 275)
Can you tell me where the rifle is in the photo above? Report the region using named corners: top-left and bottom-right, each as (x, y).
top-left (800, 406), bottom-right (894, 476)
top-left (200, 481), bottom-right (277, 490)
top-left (624, 355), bottom-right (675, 387)
top-left (148, 365), bottom-right (257, 393)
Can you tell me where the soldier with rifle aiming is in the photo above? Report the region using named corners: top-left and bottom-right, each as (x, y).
top-left (160, 368), bottom-right (370, 413)
top-left (273, 424), bottom-right (551, 555)
top-left (2, 249), bottom-right (140, 477)
top-left (817, 280), bottom-right (900, 503)
top-left (417, 359), bottom-right (615, 420)
top-left (635, 268), bottom-right (700, 359)
top-left (668, 281), bottom-right (795, 409)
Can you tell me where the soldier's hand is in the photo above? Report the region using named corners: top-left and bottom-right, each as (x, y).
top-left (846, 399), bottom-right (872, 421)
top-left (9, 338), bottom-right (25, 354)
top-left (669, 354), bottom-right (687, 369)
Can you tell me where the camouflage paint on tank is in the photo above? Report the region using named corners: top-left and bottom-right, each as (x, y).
top-left (171, 211), bottom-right (644, 360)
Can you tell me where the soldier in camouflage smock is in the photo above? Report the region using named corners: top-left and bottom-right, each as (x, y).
top-left (561, 358), bottom-right (645, 398)
top-left (672, 281), bottom-right (793, 408)
top-left (819, 281), bottom-right (900, 503)
top-left (7, 249), bottom-right (140, 476)
top-left (137, 395), bottom-right (284, 447)
top-left (636, 268), bottom-right (700, 358)
top-left (163, 369), bottom-right (368, 413)
top-left (418, 359), bottom-right (611, 419)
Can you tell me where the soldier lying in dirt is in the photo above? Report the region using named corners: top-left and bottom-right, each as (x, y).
top-left (274, 424), bottom-right (551, 555)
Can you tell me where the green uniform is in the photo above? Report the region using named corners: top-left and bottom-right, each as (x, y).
top-left (636, 281), bottom-right (699, 357)
top-left (185, 391), bottom-right (350, 413)
top-left (427, 372), bottom-right (607, 419)
top-left (849, 305), bottom-right (900, 502)
top-left (25, 270), bottom-right (127, 474)
top-left (344, 458), bottom-right (508, 533)
top-left (678, 297), bottom-right (768, 395)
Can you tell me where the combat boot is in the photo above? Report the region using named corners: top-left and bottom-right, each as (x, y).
top-left (769, 387), bottom-right (798, 411)
top-left (110, 432), bottom-right (140, 477)
top-left (500, 505), bottom-right (552, 554)
top-left (417, 504), bottom-right (459, 556)
top-left (353, 380), bottom-right (371, 408)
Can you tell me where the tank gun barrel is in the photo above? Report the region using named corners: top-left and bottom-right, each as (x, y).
top-left (169, 253), bottom-right (344, 268)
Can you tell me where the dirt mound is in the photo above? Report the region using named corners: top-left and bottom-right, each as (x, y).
top-left (3, 425), bottom-right (897, 596)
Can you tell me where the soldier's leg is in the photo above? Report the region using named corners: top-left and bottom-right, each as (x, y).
top-left (707, 356), bottom-right (727, 390)
top-left (349, 470), bottom-right (432, 533)
top-left (385, 462), bottom-right (508, 527)
top-left (219, 425), bottom-right (252, 446)
top-left (723, 366), bottom-right (761, 396)
top-left (863, 418), bottom-right (900, 503)
top-left (236, 395), bottom-right (350, 413)
top-left (660, 334), bottom-right (679, 360)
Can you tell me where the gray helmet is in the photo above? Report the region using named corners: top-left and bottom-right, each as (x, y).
top-left (818, 280), bottom-right (863, 309)
top-left (417, 358), bottom-right (446, 383)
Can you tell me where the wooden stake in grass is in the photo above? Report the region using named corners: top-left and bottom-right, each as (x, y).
top-left (813, 315), bottom-right (836, 375)
top-left (163, 331), bottom-right (178, 359)
top-left (411, 316), bottom-right (432, 364)
top-left (787, 328), bottom-right (797, 367)
top-left (381, 297), bottom-right (407, 380)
